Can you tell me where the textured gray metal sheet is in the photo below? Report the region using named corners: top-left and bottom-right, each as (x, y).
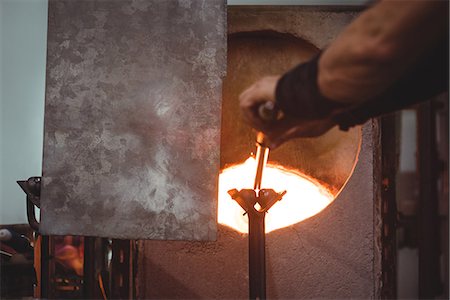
top-left (40, 0), bottom-right (226, 240)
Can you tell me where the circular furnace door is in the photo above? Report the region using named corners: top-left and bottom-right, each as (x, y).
top-left (219, 31), bottom-right (362, 233)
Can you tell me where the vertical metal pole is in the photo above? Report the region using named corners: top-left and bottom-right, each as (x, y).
top-left (83, 236), bottom-right (96, 299)
top-left (380, 114), bottom-right (397, 298)
top-left (248, 211), bottom-right (266, 300)
top-left (417, 101), bottom-right (441, 298)
top-left (40, 235), bottom-right (50, 299)
top-left (229, 189), bottom-right (283, 300)
top-left (111, 239), bottom-right (133, 299)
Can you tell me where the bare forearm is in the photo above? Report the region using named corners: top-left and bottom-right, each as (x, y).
top-left (239, 0), bottom-right (448, 145)
top-left (318, 0), bottom-right (448, 104)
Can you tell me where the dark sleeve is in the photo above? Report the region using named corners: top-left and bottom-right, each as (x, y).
top-left (275, 53), bottom-right (349, 120)
top-left (275, 38), bottom-right (449, 130)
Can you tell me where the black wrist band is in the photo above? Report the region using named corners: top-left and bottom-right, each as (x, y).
top-left (275, 53), bottom-right (349, 120)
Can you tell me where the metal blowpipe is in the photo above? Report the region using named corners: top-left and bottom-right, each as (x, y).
top-left (253, 101), bottom-right (278, 191)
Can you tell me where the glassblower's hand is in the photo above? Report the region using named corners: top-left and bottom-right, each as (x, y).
top-left (239, 76), bottom-right (336, 149)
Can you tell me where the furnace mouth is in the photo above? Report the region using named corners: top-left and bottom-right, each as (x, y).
top-left (218, 158), bottom-right (338, 233)
top-left (218, 30), bottom-right (362, 233)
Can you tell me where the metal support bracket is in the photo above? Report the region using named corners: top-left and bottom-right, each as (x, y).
top-left (17, 177), bottom-right (41, 232)
top-left (228, 189), bottom-right (285, 300)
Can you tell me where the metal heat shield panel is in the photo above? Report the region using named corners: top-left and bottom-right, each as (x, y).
top-left (40, 0), bottom-right (226, 240)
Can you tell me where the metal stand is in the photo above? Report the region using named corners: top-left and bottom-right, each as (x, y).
top-left (228, 189), bottom-right (285, 300)
top-left (17, 177), bottom-right (136, 299)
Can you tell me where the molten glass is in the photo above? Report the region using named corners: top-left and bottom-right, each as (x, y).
top-left (218, 157), bottom-right (334, 233)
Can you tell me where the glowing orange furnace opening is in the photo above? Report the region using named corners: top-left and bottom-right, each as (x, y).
top-left (218, 157), bottom-right (334, 233)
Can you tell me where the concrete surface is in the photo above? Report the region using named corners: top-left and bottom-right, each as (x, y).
top-left (137, 6), bottom-right (381, 299)
top-left (137, 123), bottom-right (378, 299)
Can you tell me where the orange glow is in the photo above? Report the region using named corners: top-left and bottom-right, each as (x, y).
top-left (218, 157), bottom-right (334, 233)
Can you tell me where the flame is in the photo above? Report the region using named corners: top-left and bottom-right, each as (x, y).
top-left (218, 157), bottom-right (334, 233)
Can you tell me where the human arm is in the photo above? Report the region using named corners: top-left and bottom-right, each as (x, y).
top-left (318, 0), bottom-right (448, 104)
top-left (239, 0), bottom-right (448, 148)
